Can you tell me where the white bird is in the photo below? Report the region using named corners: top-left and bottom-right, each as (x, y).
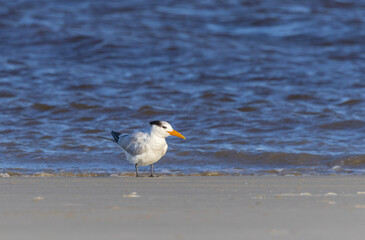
top-left (111, 121), bottom-right (186, 177)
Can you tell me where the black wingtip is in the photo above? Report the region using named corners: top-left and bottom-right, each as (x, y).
top-left (111, 131), bottom-right (121, 142)
top-left (149, 121), bottom-right (162, 127)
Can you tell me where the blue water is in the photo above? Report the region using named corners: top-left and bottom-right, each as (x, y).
top-left (0, 0), bottom-right (365, 176)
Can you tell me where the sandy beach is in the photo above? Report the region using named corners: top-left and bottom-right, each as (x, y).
top-left (1, 176), bottom-right (365, 240)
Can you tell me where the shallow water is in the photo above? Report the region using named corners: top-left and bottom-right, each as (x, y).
top-left (1, 0), bottom-right (365, 176)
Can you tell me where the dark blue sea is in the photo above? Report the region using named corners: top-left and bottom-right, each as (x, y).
top-left (1, 0), bottom-right (365, 176)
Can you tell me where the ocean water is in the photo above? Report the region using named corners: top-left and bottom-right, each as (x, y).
top-left (0, 0), bottom-right (365, 176)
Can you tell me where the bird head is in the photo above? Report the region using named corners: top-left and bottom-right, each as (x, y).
top-left (149, 121), bottom-right (186, 139)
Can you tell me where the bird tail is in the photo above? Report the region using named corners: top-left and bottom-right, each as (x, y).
top-left (111, 131), bottom-right (121, 143)
top-left (96, 136), bottom-right (114, 142)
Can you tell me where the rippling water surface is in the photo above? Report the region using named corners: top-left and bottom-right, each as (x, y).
top-left (1, 0), bottom-right (365, 176)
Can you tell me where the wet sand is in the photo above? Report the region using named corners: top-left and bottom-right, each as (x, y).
top-left (1, 176), bottom-right (365, 240)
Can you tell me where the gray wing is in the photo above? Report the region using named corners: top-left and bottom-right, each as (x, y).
top-left (119, 131), bottom-right (148, 156)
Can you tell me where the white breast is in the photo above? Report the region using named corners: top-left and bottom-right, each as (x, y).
top-left (123, 135), bottom-right (168, 166)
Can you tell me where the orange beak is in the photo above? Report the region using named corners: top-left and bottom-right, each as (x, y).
top-left (167, 129), bottom-right (186, 140)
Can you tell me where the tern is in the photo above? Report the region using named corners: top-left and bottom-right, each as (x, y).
top-left (111, 121), bottom-right (186, 177)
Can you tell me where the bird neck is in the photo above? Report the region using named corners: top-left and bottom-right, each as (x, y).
top-left (149, 131), bottom-right (167, 145)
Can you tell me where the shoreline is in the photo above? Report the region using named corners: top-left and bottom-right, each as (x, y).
top-left (1, 176), bottom-right (365, 240)
top-left (0, 170), bottom-right (359, 177)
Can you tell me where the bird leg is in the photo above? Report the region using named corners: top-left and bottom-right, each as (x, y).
top-left (149, 164), bottom-right (155, 177)
top-left (135, 164), bottom-right (140, 177)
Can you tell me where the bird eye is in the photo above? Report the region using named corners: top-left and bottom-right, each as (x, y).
top-left (162, 126), bottom-right (167, 129)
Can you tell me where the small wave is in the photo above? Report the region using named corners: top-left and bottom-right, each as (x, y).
top-left (83, 129), bottom-right (104, 134)
top-left (237, 106), bottom-right (258, 112)
top-left (67, 35), bottom-right (95, 43)
top-left (340, 155), bottom-right (365, 167)
top-left (319, 120), bottom-right (365, 130)
top-left (136, 105), bottom-right (165, 116)
top-left (31, 103), bottom-right (56, 111)
top-left (324, 0), bottom-right (355, 8)
top-left (33, 172), bottom-right (110, 177)
top-left (258, 169), bottom-right (302, 176)
top-left (219, 96), bottom-right (235, 102)
top-left (0, 91), bottom-right (15, 98)
top-left (337, 99), bottom-right (362, 106)
top-left (59, 144), bottom-right (97, 151)
top-left (77, 117), bottom-right (95, 122)
top-left (286, 94), bottom-right (316, 101)
top-left (69, 102), bottom-right (99, 110)
top-left (23, 119), bottom-right (43, 126)
top-left (210, 150), bottom-right (329, 166)
top-left (68, 84), bottom-right (96, 90)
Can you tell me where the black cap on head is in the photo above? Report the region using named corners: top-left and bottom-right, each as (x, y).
top-left (149, 121), bottom-right (162, 127)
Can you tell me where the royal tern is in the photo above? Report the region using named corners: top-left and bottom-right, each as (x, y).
top-left (111, 121), bottom-right (186, 177)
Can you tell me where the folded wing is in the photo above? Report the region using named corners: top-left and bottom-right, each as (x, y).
top-left (119, 132), bottom-right (148, 156)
